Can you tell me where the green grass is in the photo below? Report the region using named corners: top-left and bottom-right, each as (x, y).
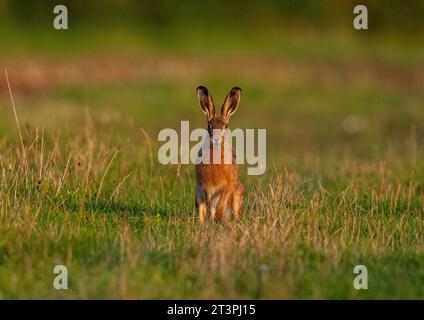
top-left (0, 22), bottom-right (424, 299)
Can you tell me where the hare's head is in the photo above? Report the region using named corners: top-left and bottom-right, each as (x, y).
top-left (196, 86), bottom-right (242, 144)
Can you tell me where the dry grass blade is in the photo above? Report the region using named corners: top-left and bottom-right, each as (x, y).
top-left (140, 128), bottom-right (153, 170)
top-left (4, 70), bottom-right (27, 167)
top-left (95, 149), bottom-right (119, 203)
top-left (110, 172), bottom-right (133, 201)
top-left (56, 152), bottom-right (72, 196)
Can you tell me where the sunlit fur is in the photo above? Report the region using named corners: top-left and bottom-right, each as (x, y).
top-left (195, 86), bottom-right (244, 223)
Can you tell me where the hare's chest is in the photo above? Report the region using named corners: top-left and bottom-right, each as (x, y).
top-left (197, 165), bottom-right (226, 188)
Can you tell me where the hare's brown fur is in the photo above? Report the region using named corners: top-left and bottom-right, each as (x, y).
top-left (195, 86), bottom-right (244, 223)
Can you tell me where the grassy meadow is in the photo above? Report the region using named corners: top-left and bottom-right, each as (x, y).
top-left (0, 1), bottom-right (424, 299)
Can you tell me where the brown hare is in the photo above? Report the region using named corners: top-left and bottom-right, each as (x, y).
top-left (195, 86), bottom-right (244, 223)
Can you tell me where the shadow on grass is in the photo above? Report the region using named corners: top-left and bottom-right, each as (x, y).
top-left (56, 196), bottom-right (189, 218)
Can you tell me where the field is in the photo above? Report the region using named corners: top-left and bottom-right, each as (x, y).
top-left (1, 3), bottom-right (424, 299)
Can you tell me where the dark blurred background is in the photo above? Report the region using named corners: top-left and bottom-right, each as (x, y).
top-left (2, 0), bottom-right (423, 33)
top-left (0, 0), bottom-right (423, 55)
top-left (0, 0), bottom-right (423, 165)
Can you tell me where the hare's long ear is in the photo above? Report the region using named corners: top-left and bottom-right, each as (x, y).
top-left (221, 87), bottom-right (242, 121)
top-left (197, 86), bottom-right (216, 121)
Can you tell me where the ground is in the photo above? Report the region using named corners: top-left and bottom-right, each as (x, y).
top-left (0, 24), bottom-right (423, 298)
